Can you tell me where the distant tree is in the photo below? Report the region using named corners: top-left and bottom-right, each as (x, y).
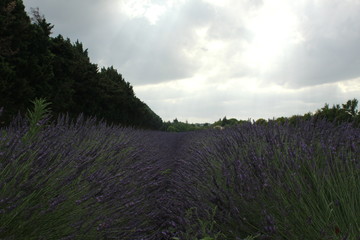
top-left (227, 118), bottom-right (239, 125)
top-left (342, 99), bottom-right (358, 117)
top-left (255, 118), bottom-right (267, 125)
top-left (163, 118), bottom-right (210, 132)
top-left (275, 117), bottom-right (287, 125)
top-left (314, 99), bottom-right (359, 125)
top-left (238, 119), bottom-right (250, 125)
top-left (213, 118), bottom-right (222, 127)
top-left (354, 112), bottom-right (360, 127)
top-left (303, 112), bottom-right (313, 121)
top-left (288, 115), bottom-right (303, 126)
top-left (167, 125), bottom-right (177, 132)
top-left (221, 116), bottom-right (230, 126)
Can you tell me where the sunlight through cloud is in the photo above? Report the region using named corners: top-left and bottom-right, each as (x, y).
top-left (244, 1), bottom-right (301, 72)
top-left (118, 0), bottom-right (175, 24)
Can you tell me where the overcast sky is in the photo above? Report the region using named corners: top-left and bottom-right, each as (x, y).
top-left (23, 0), bottom-right (360, 123)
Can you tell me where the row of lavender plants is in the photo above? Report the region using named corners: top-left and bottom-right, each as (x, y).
top-left (180, 120), bottom-right (360, 239)
top-left (1, 100), bottom-right (360, 239)
top-left (0, 100), bottom-right (197, 239)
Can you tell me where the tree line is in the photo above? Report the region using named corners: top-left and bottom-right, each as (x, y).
top-left (164, 98), bottom-right (360, 132)
top-left (0, 0), bottom-right (163, 129)
top-left (258, 98), bottom-right (360, 127)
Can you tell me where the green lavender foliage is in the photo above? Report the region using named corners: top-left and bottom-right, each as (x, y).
top-left (172, 206), bottom-right (226, 240)
top-left (22, 98), bottom-right (51, 142)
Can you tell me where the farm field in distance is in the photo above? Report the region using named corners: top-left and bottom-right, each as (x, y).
top-left (1, 101), bottom-right (359, 240)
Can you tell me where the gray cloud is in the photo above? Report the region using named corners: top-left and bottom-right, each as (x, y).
top-left (21, 0), bottom-right (360, 122)
top-left (105, 17), bottom-right (198, 84)
top-left (143, 82), bottom-right (356, 122)
top-left (24, 0), bottom-right (116, 37)
top-left (23, 0), bottom-right (125, 63)
top-left (108, 0), bottom-right (217, 84)
top-left (267, 0), bottom-right (360, 88)
top-left (24, 0), bottom-right (217, 85)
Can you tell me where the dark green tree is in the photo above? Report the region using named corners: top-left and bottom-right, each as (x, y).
top-left (48, 35), bottom-right (76, 113)
top-left (1, 1), bottom-right (163, 129)
top-left (255, 118), bottom-right (267, 125)
top-left (0, 0), bottom-right (34, 122)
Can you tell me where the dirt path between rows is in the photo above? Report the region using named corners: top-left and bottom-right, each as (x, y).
top-left (138, 131), bottom-right (196, 240)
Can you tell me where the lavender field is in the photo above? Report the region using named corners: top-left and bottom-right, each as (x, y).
top-left (1, 105), bottom-right (360, 239)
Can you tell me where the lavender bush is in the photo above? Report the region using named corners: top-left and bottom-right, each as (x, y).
top-left (0, 101), bottom-right (177, 239)
top-left (184, 120), bottom-right (360, 239)
top-left (1, 102), bottom-right (359, 239)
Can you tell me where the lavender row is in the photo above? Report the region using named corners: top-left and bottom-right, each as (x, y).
top-left (0, 114), bottom-right (189, 239)
top-left (181, 120), bottom-right (360, 239)
top-left (1, 115), bottom-right (359, 239)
